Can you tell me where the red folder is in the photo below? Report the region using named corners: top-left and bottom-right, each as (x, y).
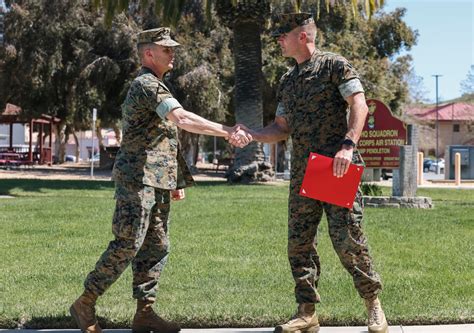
top-left (299, 153), bottom-right (364, 209)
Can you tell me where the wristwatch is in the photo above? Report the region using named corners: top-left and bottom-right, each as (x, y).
top-left (342, 138), bottom-right (356, 148)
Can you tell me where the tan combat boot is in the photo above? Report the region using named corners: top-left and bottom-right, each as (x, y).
top-left (274, 303), bottom-right (320, 333)
top-left (365, 297), bottom-right (388, 333)
top-left (69, 291), bottom-right (102, 333)
top-left (132, 300), bottom-right (181, 333)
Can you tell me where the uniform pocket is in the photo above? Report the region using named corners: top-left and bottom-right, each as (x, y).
top-left (112, 183), bottom-right (155, 239)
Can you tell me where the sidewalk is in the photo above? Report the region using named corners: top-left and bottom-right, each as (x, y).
top-left (1, 325), bottom-right (473, 333)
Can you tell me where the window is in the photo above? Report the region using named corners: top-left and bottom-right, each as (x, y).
top-left (453, 124), bottom-right (460, 132)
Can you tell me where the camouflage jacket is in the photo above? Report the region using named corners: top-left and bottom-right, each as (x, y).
top-left (277, 50), bottom-right (365, 184)
top-left (112, 67), bottom-right (194, 190)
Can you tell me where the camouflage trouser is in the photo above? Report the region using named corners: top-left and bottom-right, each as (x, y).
top-left (288, 185), bottom-right (382, 304)
top-left (84, 181), bottom-right (171, 302)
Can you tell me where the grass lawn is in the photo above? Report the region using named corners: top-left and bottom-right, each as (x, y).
top-left (0, 179), bottom-right (472, 328)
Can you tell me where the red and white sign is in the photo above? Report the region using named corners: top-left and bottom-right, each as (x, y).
top-left (358, 99), bottom-right (407, 168)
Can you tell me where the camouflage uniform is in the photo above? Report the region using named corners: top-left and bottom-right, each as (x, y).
top-left (276, 49), bottom-right (382, 304)
top-left (84, 61), bottom-right (194, 301)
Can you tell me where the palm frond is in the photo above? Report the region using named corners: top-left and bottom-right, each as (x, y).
top-left (118, 0), bottom-right (128, 12)
top-left (92, 0), bottom-right (101, 10)
top-left (351, 0), bottom-right (357, 17)
top-left (369, 0), bottom-right (376, 17)
top-left (204, 0), bottom-right (212, 23)
top-left (293, 0), bottom-right (302, 13)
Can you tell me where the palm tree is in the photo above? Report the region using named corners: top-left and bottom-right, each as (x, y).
top-left (214, 0), bottom-right (270, 183)
top-left (95, 0), bottom-right (382, 182)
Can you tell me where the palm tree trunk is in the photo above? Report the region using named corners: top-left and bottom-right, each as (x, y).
top-left (228, 18), bottom-right (273, 183)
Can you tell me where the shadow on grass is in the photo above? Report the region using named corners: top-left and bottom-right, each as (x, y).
top-left (0, 179), bottom-right (237, 196)
top-left (1, 314), bottom-right (472, 329)
top-left (0, 177), bottom-right (280, 197)
top-left (1, 315), bottom-right (128, 329)
top-left (0, 179), bottom-right (114, 195)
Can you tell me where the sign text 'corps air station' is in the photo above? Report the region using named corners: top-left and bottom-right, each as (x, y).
top-left (358, 99), bottom-right (407, 168)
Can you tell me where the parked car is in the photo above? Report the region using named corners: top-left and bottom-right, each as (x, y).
top-left (423, 158), bottom-right (435, 172)
top-left (65, 155), bottom-right (77, 162)
top-left (88, 153), bottom-right (100, 162)
top-left (429, 158), bottom-right (445, 173)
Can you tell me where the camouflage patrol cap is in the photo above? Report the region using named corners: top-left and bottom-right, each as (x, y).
top-left (137, 27), bottom-right (180, 47)
top-left (271, 12), bottom-right (314, 37)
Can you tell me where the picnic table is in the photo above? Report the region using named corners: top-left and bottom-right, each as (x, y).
top-left (0, 152), bottom-right (32, 168)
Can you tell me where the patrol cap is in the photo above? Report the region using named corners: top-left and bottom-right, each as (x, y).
top-left (137, 27), bottom-right (180, 47)
top-left (271, 12), bottom-right (314, 37)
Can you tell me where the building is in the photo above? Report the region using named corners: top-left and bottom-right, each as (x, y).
top-left (405, 102), bottom-right (474, 158)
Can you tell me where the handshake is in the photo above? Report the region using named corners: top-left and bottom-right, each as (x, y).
top-left (226, 124), bottom-right (254, 148)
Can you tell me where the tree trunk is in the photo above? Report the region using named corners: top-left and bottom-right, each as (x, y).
top-left (72, 131), bottom-right (80, 163)
top-left (95, 122), bottom-right (103, 150)
top-left (112, 122), bottom-right (121, 145)
top-left (55, 123), bottom-right (67, 164)
top-left (227, 18), bottom-right (273, 183)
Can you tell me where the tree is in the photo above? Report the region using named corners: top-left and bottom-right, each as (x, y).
top-left (406, 69), bottom-right (429, 105)
top-left (460, 65), bottom-right (474, 96)
top-left (214, 0), bottom-right (272, 182)
top-left (0, 0), bottom-right (138, 161)
top-left (170, 15), bottom-right (233, 169)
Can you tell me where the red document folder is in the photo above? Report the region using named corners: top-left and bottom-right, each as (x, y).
top-left (299, 153), bottom-right (364, 209)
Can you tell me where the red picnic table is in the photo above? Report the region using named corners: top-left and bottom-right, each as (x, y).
top-left (0, 152), bottom-right (32, 168)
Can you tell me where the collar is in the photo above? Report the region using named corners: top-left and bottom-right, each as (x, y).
top-left (140, 66), bottom-right (160, 78)
top-left (296, 49), bottom-right (320, 75)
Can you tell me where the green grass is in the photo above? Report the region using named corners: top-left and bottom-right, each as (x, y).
top-left (0, 179), bottom-right (472, 328)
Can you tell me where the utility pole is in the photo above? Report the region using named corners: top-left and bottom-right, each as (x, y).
top-left (432, 74), bottom-right (442, 174)
top-left (91, 108), bottom-right (97, 177)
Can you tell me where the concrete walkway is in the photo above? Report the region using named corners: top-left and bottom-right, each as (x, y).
top-left (1, 325), bottom-right (473, 333)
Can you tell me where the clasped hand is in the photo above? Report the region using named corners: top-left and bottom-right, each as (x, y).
top-left (227, 124), bottom-right (253, 148)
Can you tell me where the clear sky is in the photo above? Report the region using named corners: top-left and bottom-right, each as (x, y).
top-left (383, 0), bottom-right (473, 103)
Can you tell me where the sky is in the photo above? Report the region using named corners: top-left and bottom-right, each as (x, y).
top-left (383, 0), bottom-right (473, 103)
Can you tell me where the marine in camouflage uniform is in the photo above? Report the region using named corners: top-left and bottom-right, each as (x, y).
top-left (70, 27), bottom-right (251, 333)
top-left (241, 13), bottom-right (388, 333)
top-left (277, 43), bottom-right (381, 307)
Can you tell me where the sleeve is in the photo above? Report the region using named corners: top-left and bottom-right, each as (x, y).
top-left (142, 79), bottom-right (183, 120)
top-left (275, 103), bottom-right (287, 118)
top-left (338, 78), bottom-right (364, 99)
top-left (331, 56), bottom-right (365, 98)
top-left (275, 71), bottom-right (291, 120)
top-left (156, 97), bottom-right (182, 120)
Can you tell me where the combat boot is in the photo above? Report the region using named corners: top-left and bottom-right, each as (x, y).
top-left (132, 300), bottom-right (181, 333)
top-left (365, 297), bottom-right (388, 333)
top-left (274, 303), bottom-right (320, 333)
top-left (69, 291), bottom-right (102, 333)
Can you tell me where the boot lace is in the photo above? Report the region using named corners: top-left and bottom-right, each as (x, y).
top-left (368, 302), bottom-right (381, 325)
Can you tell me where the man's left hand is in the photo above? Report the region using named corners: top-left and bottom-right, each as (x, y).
top-left (333, 147), bottom-right (353, 178)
